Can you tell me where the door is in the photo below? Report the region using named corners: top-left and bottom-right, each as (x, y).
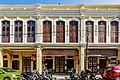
top-left (88, 57), bottom-right (98, 72)
top-left (22, 57), bottom-right (31, 72)
top-left (99, 59), bottom-right (106, 69)
top-left (55, 56), bottom-right (65, 73)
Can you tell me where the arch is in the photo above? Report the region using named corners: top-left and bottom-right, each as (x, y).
top-left (41, 17), bottom-right (53, 43)
top-left (13, 17), bottom-right (24, 43)
top-left (98, 20), bottom-right (106, 43)
top-left (12, 60), bottom-right (19, 70)
top-left (54, 17), bottom-right (66, 43)
top-left (69, 20), bottom-right (79, 43)
top-left (0, 17), bottom-right (11, 43)
top-left (110, 21), bottom-right (119, 43)
top-left (85, 21), bottom-right (94, 43)
top-left (68, 17), bottom-right (80, 43)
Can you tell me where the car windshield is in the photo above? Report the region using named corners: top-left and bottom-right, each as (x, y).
top-left (1, 68), bottom-right (15, 72)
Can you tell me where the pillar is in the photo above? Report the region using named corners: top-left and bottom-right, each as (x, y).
top-left (80, 15), bottom-right (85, 43)
top-left (36, 15), bottom-right (41, 43)
top-left (7, 53), bottom-right (12, 68)
top-left (75, 56), bottom-right (79, 73)
top-left (53, 56), bottom-right (55, 71)
top-left (78, 47), bottom-right (85, 74)
top-left (19, 53), bottom-right (22, 72)
top-left (0, 49), bottom-right (3, 67)
top-left (36, 47), bottom-right (42, 74)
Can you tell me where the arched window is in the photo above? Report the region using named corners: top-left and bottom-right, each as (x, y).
top-left (69, 21), bottom-right (78, 43)
top-left (110, 21), bottom-right (118, 43)
top-left (14, 21), bottom-right (23, 42)
top-left (98, 21), bottom-right (106, 43)
top-left (56, 21), bottom-right (65, 43)
top-left (2, 20), bottom-right (10, 43)
top-left (27, 20), bottom-right (35, 42)
top-left (12, 60), bottom-right (19, 70)
top-left (86, 21), bottom-right (94, 43)
top-left (43, 20), bottom-right (52, 42)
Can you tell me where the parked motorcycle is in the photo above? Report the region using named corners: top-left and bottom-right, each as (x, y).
top-left (79, 69), bottom-right (96, 80)
top-left (69, 68), bottom-right (79, 80)
top-left (41, 68), bottom-right (52, 80)
top-left (22, 70), bottom-right (38, 80)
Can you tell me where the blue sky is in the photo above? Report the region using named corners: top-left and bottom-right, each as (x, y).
top-left (0, 0), bottom-right (120, 4)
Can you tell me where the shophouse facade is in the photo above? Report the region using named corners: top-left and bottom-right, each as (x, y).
top-left (0, 4), bottom-right (120, 74)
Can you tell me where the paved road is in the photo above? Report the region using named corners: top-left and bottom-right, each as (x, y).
top-left (52, 74), bottom-right (70, 79)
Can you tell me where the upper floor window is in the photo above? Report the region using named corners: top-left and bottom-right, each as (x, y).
top-left (69, 21), bottom-right (78, 43)
top-left (98, 21), bottom-right (106, 43)
top-left (86, 21), bottom-right (94, 43)
top-left (14, 21), bottom-right (23, 43)
top-left (27, 21), bottom-right (35, 42)
top-left (2, 20), bottom-right (10, 43)
top-left (56, 21), bottom-right (65, 43)
top-left (43, 21), bottom-right (52, 42)
top-left (110, 21), bottom-right (119, 43)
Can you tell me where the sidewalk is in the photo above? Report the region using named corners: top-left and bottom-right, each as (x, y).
top-left (52, 74), bottom-right (70, 80)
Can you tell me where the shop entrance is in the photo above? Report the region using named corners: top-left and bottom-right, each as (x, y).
top-left (55, 56), bottom-right (65, 73)
top-left (99, 59), bottom-right (106, 69)
top-left (22, 57), bottom-right (31, 72)
top-left (88, 57), bottom-right (98, 72)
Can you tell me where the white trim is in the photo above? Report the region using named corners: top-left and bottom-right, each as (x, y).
top-left (13, 17), bottom-right (25, 43)
top-left (96, 17), bottom-right (109, 43)
top-left (54, 17), bottom-right (66, 43)
top-left (68, 17), bottom-right (80, 43)
top-left (84, 17), bottom-right (95, 43)
top-left (25, 17), bottom-right (36, 43)
top-left (41, 17), bottom-right (54, 43)
top-left (109, 18), bottom-right (119, 43)
top-left (0, 17), bottom-right (11, 43)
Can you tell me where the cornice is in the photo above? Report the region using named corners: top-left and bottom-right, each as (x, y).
top-left (81, 9), bottom-right (120, 17)
top-left (42, 10), bottom-right (80, 15)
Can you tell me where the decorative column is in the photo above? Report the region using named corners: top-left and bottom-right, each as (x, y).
top-left (36, 47), bottom-right (42, 74)
top-left (11, 20), bottom-right (14, 43)
top-left (0, 48), bottom-right (3, 67)
top-left (23, 20), bottom-right (27, 43)
top-left (7, 53), bottom-right (12, 68)
top-left (106, 20), bottom-right (109, 43)
top-left (78, 47), bottom-right (85, 74)
top-left (94, 20), bottom-right (98, 43)
top-left (36, 15), bottom-right (41, 43)
top-left (80, 16), bottom-right (85, 43)
top-left (19, 53), bottom-right (22, 72)
top-left (53, 56), bottom-right (55, 71)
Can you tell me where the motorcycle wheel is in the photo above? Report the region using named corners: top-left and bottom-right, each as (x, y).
top-left (115, 77), bottom-right (120, 80)
top-left (91, 76), bottom-right (96, 80)
top-left (84, 77), bottom-right (88, 80)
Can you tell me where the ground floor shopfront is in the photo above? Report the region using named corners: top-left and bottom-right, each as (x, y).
top-left (0, 46), bottom-right (119, 74)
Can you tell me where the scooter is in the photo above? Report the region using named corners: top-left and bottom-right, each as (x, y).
top-left (69, 68), bottom-right (79, 80)
top-left (79, 69), bottom-right (96, 80)
top-left (22, 70), bottom-right (38, 80)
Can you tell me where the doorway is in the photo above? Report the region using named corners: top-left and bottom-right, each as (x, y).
top-left (99, 59), bottom-right (106, 69)
top-left (22, 57), bottom-right (31, 72)
top-left (55, 56), bottom-right (65, 73)
top-left (88, 57), bottom-right (98, 72)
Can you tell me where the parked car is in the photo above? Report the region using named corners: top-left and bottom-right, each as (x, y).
top-left (101, 66), bottom-right (120, 80)
top-left (0, 67), bottom-right (23, 80)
